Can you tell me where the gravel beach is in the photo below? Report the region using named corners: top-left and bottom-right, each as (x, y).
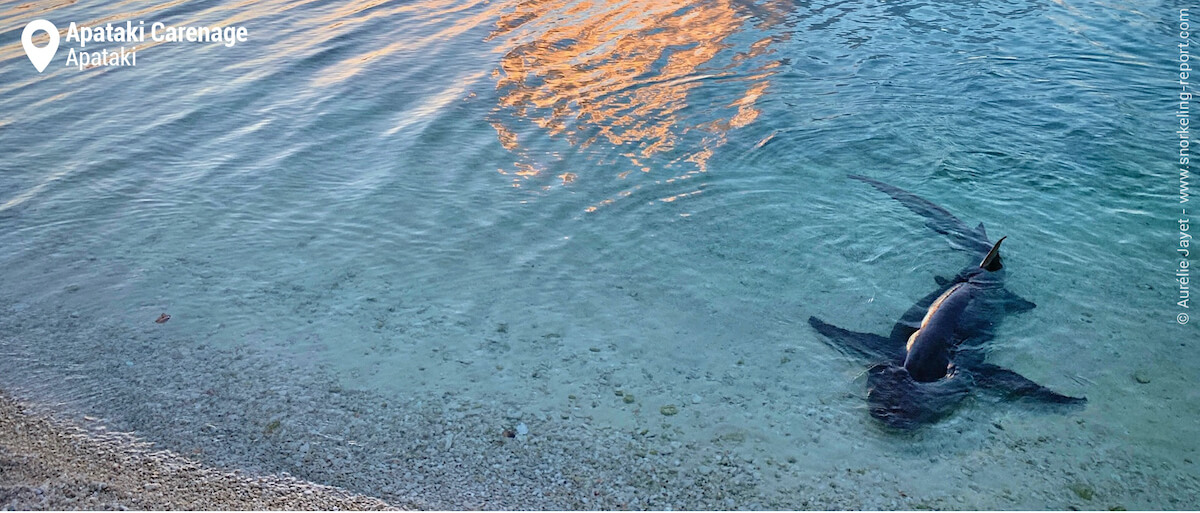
top-left (0, 391), bottom-right (395, 510)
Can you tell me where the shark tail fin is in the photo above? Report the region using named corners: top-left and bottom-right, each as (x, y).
top-left (849, 175), bottom-right (991, 254)
top-left (979, 236), bottom-right (1007, 272)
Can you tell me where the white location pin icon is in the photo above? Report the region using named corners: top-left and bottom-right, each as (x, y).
top-left (22, 20), bottom-right (59, 73)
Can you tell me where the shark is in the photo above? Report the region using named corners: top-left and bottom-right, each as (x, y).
top-left (808, 175), bottom-right (1086, 429)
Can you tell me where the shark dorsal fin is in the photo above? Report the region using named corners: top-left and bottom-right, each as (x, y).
top-left (979, 236), bottom-right (1007, 272)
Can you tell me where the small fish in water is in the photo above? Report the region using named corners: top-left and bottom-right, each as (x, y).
top-left (155, 313), bottom-right (170, 324)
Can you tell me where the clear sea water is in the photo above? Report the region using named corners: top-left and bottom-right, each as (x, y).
top-left (1, 0), bottom-right (1196, 509)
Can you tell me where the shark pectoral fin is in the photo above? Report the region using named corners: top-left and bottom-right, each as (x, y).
top-left (975, 222), bottom-right (988, 240)
top-left (997, 288), bottom-right (1037, 313)
top-left (969, 363), bottom-right (1086, 404)
top-left (934, 275), bottom-right (951, 287)
top-left (808, 316), bottom-right (900, 362)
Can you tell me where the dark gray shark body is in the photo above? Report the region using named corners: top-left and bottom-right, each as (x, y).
top-left (809, 175), bottom-right (1085, 429)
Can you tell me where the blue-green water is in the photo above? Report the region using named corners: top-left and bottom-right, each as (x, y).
top-left (1, 0), bottom-right (1196, 508)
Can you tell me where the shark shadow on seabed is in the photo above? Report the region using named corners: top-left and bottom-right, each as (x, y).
top-left (809, 175), bottom-right (1087, 430)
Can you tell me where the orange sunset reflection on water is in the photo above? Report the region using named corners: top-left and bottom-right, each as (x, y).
top-left (1, 0), bottom-right (788, 214)
top-left (486, 0), bottom-right (789, 210)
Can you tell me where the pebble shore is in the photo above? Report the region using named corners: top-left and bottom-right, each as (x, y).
top-left (0, 391), bottom-right (396, 510)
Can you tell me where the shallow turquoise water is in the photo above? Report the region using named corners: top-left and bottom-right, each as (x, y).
top-left (1, 0), bottom-right (1196, 508)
